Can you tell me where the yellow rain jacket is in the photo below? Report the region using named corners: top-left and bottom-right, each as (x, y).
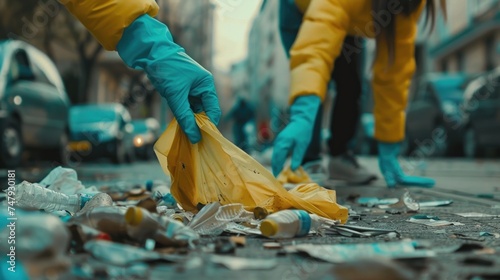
top-left (59, 0), bottom-right (159, 51)
top-left (291, 0), bottom-right (426, 142)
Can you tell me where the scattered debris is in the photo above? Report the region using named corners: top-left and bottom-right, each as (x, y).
top-left (215, 239), bottom-right (236, 255)
top-left (377, 191), bottom-right (420, 212)
top-left (84, 240), bottom-right (185, 266)
top-left (324, 224), bottom-right (399, 238)
top-left (211, 255), bottom-right (278, 270)
top-left (455, 213), bottom-right (499, 218)
top-left (479, 232), bottom-right (500, 238)
top-left (285, 241), bottom-right (435, 263)
top-left (263, 242), bottom-right (282, 249)
top-left (357, 197), bottom-right (399, 207)
top-left (450, 233), bottom-right (485, 242)
top-left (408, 215), bottom-right (464, 227)
top-left (418, 200), bottom-right (453, 207)
top-left (229, 236), bottom-right (246, 247)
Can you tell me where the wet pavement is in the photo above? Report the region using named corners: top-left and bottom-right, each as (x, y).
top-left (1, 157), bottom-right (500, 279)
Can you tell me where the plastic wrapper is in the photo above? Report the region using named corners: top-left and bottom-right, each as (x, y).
top-left (84, 240), bottom-right (186, 266)
top-left (154, 114), bottom-right (348, 223)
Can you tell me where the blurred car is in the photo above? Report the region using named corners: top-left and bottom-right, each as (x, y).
top-left (131, 118), bottom-right (160, 160)
top-left (68, 103), bottom-right (135, 164)
top-left (405, 73), bottom-right (473, 157)
top-left (0, 39), bottom-right (71, 168)
top-left (461, 68), bottom-right (500, 158)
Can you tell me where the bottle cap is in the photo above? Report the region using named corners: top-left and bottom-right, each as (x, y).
top-left (260, 219), bottom-right (278, 237)
top-left (125, 207), bottom-right (144, 226)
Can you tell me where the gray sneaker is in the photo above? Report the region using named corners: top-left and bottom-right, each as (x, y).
top-left (328, 152), bottom-right (377, 185)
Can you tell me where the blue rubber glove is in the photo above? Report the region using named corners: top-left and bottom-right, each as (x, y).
top-left (272, 95), bottom-right (321, 176)
top-left (117, 15), bottom-right (221, 144)
top-left (378, 142), bottom-right (435, 188)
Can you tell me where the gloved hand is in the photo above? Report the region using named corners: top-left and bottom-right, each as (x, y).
top-left (272, 95), bottom-right (321, 176)
top-left (117, 15), bottom-right (220, 144)
top-left (378, 142), bottom-right (435, 188)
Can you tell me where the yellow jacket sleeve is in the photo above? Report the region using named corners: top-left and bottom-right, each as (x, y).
top-left (59, 0), bottom-right (159, 51)
top-left (288, 0), bottom-right (349, 104)
top-left (372, 2), bottom-right (425, 143)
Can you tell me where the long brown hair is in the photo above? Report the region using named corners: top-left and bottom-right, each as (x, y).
top-left (372, 0), bottom-right (447, 64)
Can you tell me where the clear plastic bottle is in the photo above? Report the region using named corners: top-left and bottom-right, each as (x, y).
top-left (69, 206), bottom-right (129, 238)
top-left (260, 210), bottom-right (326, 238)
top-left (14, 181), bottom-right (94, 213)
top-left (125, 207), bottom-right (198, 246)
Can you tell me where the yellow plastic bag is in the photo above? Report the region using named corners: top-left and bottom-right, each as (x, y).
top-left (277, 166), bottom-right (313, 184)
top-left (154, 114), bottom-right (348, 223)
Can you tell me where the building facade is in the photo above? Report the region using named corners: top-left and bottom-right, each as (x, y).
top-left (428, 0), bottom-right (500, 74)
top-left (246, 0), bottom-right (290, 135)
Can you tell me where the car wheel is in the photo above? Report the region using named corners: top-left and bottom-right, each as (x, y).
top-left (112, 140), bottom-right (126, 164)
top-left (0, 118), bottom-right (23, 168)
top-left (464, 127), bottom-right (483, 158)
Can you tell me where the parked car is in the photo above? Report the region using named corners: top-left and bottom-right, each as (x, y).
top-left (461, 68), bottom-right (500, 158)
top-left (405, 73), bottom-right (473, 157)
top-left (68, 103), bottom-right (135, 164)
top-left (131, 118), bottom-right (160, 160)
top-left (0, 40), bottom-right (71, 168)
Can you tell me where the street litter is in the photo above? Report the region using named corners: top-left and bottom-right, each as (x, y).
top-left (0, 209), bottom-right (71, 279)
top-left (419, 200), bottom-right (453, 207)
top-left (210, 255), bottom-right (278, 270)
top-left (84, 240), bottom-right (186, 266)
top-left (40, 166), bottom-right (95, 194)
top-left (188, 202), bottom-right (255, 236)
top-left (260, 209), bottom-right (338, 238)
top-left (229, 236), bottom-right (246, 247)
top-left (154, 114), bottom-right (349, 222)
top-left (277, 166), bottom-right (313, 184)
top-left (357, 197), bottom-right (399, 206)
top-left (479, 232), bottom-right (500, 238)
top-left (451, 233), bottom-right (485, 242)
top-left (225, 223), bottom-right (261, 235)
top-left (263, 242), bottom-right (282, 249)
top-left (284, 241), bottom-right (435, 263)
top-left (377, 191), bottom-right (420, 212)
top-left (69, 204), bottom-right (199, 247)
top-left (455, 213), bottom-right (499, 218)
top-left (323, 224), bottom-right (399, 238)
top-left (214, 239), bottom-right (236, 254)
top-left (14, 181), bottom-right (99, 214)
top-left (408, 215), bottom-right (464, 227)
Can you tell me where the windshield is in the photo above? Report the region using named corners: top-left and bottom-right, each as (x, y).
top-left (70, 107), bottom-right (117, 124)
top-left (132, 121), bottom-right (148, 134)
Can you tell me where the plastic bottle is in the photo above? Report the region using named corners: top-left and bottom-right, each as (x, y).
top-left (125, 207), bottom-right (198, 246)
top-left (14, 181), bottom-right (94, 213)
top-left (260, 210), bottom-right (327, 238)
top-left (69, 206), bottom-right (129, 238)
